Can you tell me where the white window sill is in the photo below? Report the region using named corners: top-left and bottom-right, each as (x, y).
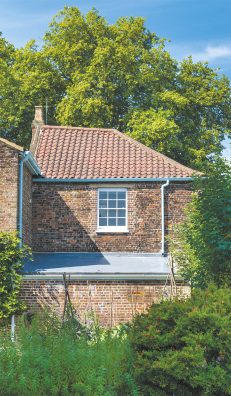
top-left (96, 228), bottom-right (129, 234)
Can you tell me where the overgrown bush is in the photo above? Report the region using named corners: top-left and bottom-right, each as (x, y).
top-left (0, 313), bottom-right (137, 396)
top-left (0, 232), bottom-right (31, 320)
top-left (171, 159), bottom-right (231, 288)
top-left (130, 286), bottom-right (231, 396)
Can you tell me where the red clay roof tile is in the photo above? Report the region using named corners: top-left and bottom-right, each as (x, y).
top-left (35, 125), bottom-right (196, 179)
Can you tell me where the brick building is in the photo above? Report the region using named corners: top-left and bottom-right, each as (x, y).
top-left (0, 106), bottom-right (195, 325)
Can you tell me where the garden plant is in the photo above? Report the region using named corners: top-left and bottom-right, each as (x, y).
top-left (0, 313), bottom-right (137, 396)
top-left (130, 286), bottom-right (231, 396)
top-left (0, 232), bottom-right (30, 320)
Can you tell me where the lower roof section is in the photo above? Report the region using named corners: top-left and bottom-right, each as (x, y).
top-left (23, 252), bottom-right (176, 280)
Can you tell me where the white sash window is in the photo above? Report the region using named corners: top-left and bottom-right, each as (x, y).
top-left (97, 188), bottom-right (128, 232)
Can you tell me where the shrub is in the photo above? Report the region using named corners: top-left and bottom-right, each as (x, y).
top-left (0, 313), bottom-right (138, 396)
top-left (0, 232), bottom-right (31, 320)
top-left (171, 159), bottom-right (231, 288)
top-left (130, 286), bottom-right (231, 396)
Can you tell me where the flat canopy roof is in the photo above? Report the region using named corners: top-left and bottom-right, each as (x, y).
top-left (23, 252), bottom-right (173, 280)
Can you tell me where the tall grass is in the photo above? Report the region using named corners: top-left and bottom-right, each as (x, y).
top-left (0, 313), bottom-right (138, 396)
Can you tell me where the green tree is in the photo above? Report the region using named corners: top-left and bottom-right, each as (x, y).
top-left (171, 159), bottom-right (231, 288)
top-left (127, 108), bottom-right (181, 157)
top-left (129, 59), bottom-right (231, 168)
top-left (46, 8), bottom-right (176, 131)
top-left (131, 287), bottom-right (231, 396)
top-left (0, 232), bottom-right (30, 319)
top-left (0, 35), bottom-right (63, 145)
top-left (0, 7), bottom-right (230, 169)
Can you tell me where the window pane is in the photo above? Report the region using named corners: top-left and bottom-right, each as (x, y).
top-left (108, 218), bottom-right (116, 226)
top-left (99, 191), bottom-right (107, 199)
top-left (118, 218), bottom-right (125, 226)
top-left (99, 218), bottom-right (107, 226)
top-left (99, 200), bottom-right (107, 208)
top-left (99, 209), bottom-right (107, 218)
top-left (118, 210), bottom-right (126, 217)
top-left (118, 192), bottom-right (126, 199)
top-left (108, 192), bottom-right (116, 199)
top-left (98, 189), bottom-right (127, 229)
top-left (108, 200), bottom-right (116, 208)
top-left (118, 200), bottom-right (126, 208)
top-left (108, 210), bottom-right (116, 217)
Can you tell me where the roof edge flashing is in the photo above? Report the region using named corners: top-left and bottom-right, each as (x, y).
top-left (23, 273), bottom-right (184, 281)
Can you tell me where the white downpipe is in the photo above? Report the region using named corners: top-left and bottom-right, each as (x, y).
top-left (161, 179), bottom-right (170, 255)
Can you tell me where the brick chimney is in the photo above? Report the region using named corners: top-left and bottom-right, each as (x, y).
top-left (30, 106), bottom-right (44, 154)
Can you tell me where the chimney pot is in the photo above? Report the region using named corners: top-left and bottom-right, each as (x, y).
top-left (34, 106), bottom-right (44, 124)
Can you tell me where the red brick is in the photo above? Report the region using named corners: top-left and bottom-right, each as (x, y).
top-left (20, 279), bottom-right (190, 326)
top-left (32, 181), bottom-right (192, 252)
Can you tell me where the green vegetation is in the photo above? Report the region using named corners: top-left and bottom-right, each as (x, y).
top-left (0, 232), bottom-right (30, 320)
top-left (0, 8), bottom-right (230, 392)
top-left (0, 6), bottom-right (230, 169)
top-left (0, 232), bottom-right (230, 395)
top-left (1, 287), bottom-right (231, 395)
top-left (171, 160), bottom-right (231, 288)
top-left (130, 287), bottom-right (231, 396)
top-left (0, 314), bottom-right (137, 396)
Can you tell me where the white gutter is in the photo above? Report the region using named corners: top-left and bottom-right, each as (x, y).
top-left (161, 179), bottom-right (170, 255)
top-left (33, 177), bottom-right (193, 183)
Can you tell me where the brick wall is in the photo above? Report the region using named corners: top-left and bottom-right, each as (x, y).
top-left (0, 141), bottom-right (19, 232)
top-left (0, 140), bottom-right (33, 245)
top-left (20, 278), bottom-right (190, 326)
top-left (165, 183), bottom-right (192, 250)
top-left (32, 182), bottom-right (192, 252)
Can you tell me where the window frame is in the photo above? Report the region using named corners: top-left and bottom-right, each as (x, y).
top-left (97, 188), bottom-right (128, 233)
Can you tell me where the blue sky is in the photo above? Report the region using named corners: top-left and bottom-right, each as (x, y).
top-left (0, 0), bottom-right (230, 159)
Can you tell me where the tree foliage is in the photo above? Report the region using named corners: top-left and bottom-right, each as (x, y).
top-left (0, 7), bottom-right (230, 169)
top-left (130, 287), bottom-right (231, 396)
top-left (171, 159), bottom-right (231, 288)
top-left (0, 34), bottom-right (64, 144)
top-left (0, 232), bottom-right (30, 319)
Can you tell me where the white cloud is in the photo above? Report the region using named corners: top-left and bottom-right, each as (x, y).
top-left (191, 45), bottom-right (231, 62)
